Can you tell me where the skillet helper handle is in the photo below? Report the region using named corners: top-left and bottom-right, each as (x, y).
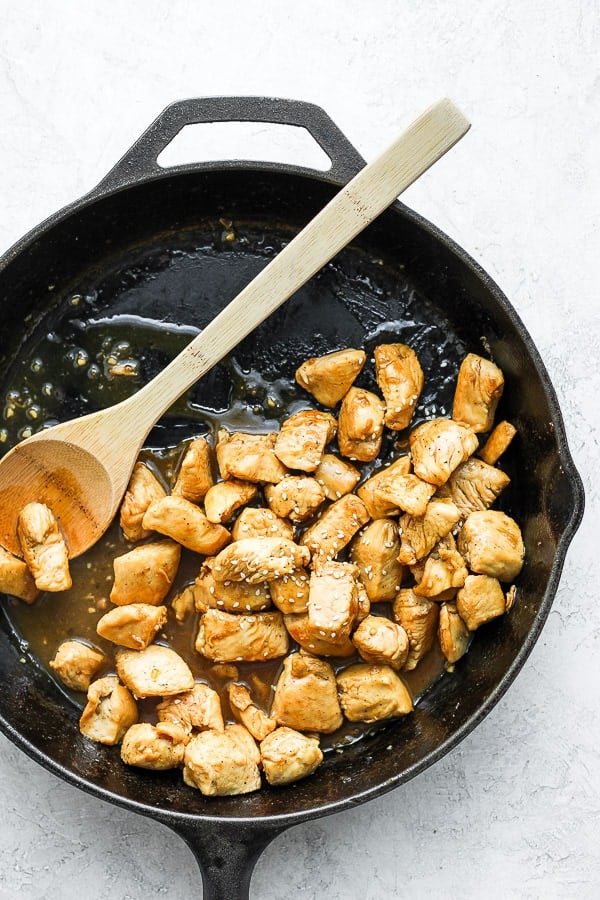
top-left (93, 95), bottom-right (368, 192)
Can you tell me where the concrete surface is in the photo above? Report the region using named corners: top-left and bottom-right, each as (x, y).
top-left (0, 1), bottom-right (597, 897)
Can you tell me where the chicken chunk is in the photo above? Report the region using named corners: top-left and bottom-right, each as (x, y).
top-left (119, 462), bottom-right (167, 542)
top-left (409, 418), bottom-right (479, 486)
top-left (183, 724), bottom-right (261, 796)
top-left (171, 584), bottom-right (196, 622)
top-left (307, 561), bottom-right (360, 644)
top-left (265, 476), bottom-right (325, 523)
top-left (392, 589), bottom-right (439, 670)
top-left (375, 472), bottom-right (436, 517)
top-left (397, 499), bottom-right (461, 566)
top-left (457, 510), bottom-right (524, 581)
top-left (17, 502), bottom-right (71, 592)
top-left (313, 453), bottom-right (361, 501)
top-left (195, 608), bottom-right (289, 662)
top-left (121, 721), bottom-right (188, 770)
top-left (269, 567), bottom-right (310, 614)
top-left (412, 534), bottom-right (468, 598)
top-left (203, 478), bottom-right (258, 524)
top-left (356, 455), bottom-right (411, 518)
top-left (212, 537), bottom-right (310, 584)
top-left (350, 520), bottom-right (404, 603)
top-left (456, 574), bottom-right (507, 630)
top-left (273, 409), bottom-right (337, 472)
top-left (260, 727), bottom-right (323, 786)
top-left (352, 615), bottom-right (409, 670)
top-left (231, 506), bottom-right (294, 541)
top-left (79, 675), bottom-right (138, 745)
top-left (49, 640), bottom-right (105, 692)
top-left (216, 430), bottom-right (288, 483)
top-left (295, 348), bottom-right (366, 406)
top-left (478, 420), bottom-right (517, 466)
top-left (436, 457), bottom-right (510, 517)
top-left (142, 495), bottom-right (230, 555)
top-left (0, 545), bottom-right (39, 603)
top-left (110, 540), bottom-right (181, 606)
top-left (96, 603), bottom-right (168, 650)
top-left (336, 663), bottom-right (413, 722)
top-left (300, 493), bottom-right (370, 562)
top-left (337, 387), bottom-right (385, 462)
top-left (172, 436), bottom-right (214, 502)
top-left (452, 353), bottom-right (504, 433)
top-left (374, 343), bottom-right (424, 430)
top-left (283, 612), bottom-right (355, 657)
top-left (193, 558), bottom-right (271, 614)
top-left (116, 645), bottom-right (194, 697)
top-left (270, 652), bottom-right (343, 733)
top-left (157, 682), bottom-right (225, 733)
top-left (438, 602), bottom-right (471, 663)
top-left (227, 683), bottom-right (277, 741)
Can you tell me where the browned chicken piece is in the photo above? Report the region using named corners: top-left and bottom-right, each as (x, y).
top-left (283, 612), bottom-right (355, 657)
top-left (212, 536), bottom-right (310, 584)
top-left (183, 723), bottom-right (261, 796)
top-left (116, 645), bottom-right (194, 697)
top-left (300, 493), bottom-right (370, 562)
top-left (142, 495), bottom-right (230, 555)
top-left (438, 602), bottom-right (471, 663)
top-left (172, 436), bottom-right (214, 502)
top-left (171, 584), bottom-right (196, 622)
top-left (397, 499), bottom-right (461, 566)
top-left (270, 652), bottom-right (343, 733)
top-left (79, 675), bottom-right (138, 745)
top-left (350, 518), bottom-right (404, 601)
top-left (313, 453), bottom-right (361, 500)
top-left (265, 476), bottom-right (326, 522)
top-left (269, 567), bottom-right (310, 614)
top-left (157, 682), bottom-right (225, 733)
top-left (412, 533), bottom-right (468, 598)
top-left (478, 420), bottom-right (517, 466)
top-left (0, 545), bottom-right (39, 603)
top-left (356, 581), bottom-right (371, 622)
top-left (203, 478), bottom-right (258, 524)
top-left (409, 418), bottom-right (479, 486)
top-left (96, 603), bottom-right (168, 650)
top-left (17, 502), bottom-right (71, 592)
top-left (227, 683), bottom-right (277, 741)
top-left (120, 721), bottom-right (188, 770)
top-left (260, 726), bottom-right (323, 786)
top-left (436, 457), bottom-right (510, 517)
top-left (231, 506), bottom-right (294, 541)
top-left (336, 663), bottom-right (413, 722)
top-left (375, 473), bottom-right (436, 517)
top-left (352, 615), bottom-right (409, 670)
top-left (337, 387), bottom-right (385, 462)
top-left (295, 348), bottom-right (366, 407)
top-left (457, 510), bottom-right (524, 581)
top-left (193, 558), bottom-right (271, 614)
top-left (216, 430), bottom-right (288, 484)
top-left (505, 584), bottom-right (517, 611)
top-left (195, 608), bottom-right (289, 662)
top-left (374, 343), bottom-right (424, 430)
top-left (49, 640), bottom-right (105, 692)
top-left (273, 409), bottom-right (337, 472)
top-left (392, 589), bottom-right (439, 670)
top-left (456, 574), bottom-right (507, 630)
top-left (110, 539), bottom-right (181, 606)
top-left (452, 353), bottom-right (504, 433)
top-left (307, 561), bottom-right (360, 644)
top-left (119, 462), bottom-right (167, 542)
top-left (357, 455), bottom-right (411, 518)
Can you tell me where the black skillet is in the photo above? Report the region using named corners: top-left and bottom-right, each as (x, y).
top-left (0, 97), bottom-right (584, 898)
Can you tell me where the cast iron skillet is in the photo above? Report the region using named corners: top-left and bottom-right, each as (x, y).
top-left (0, 98), bottom-right (584, 898)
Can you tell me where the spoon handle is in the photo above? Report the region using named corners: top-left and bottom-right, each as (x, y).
top-left (128, 98), bottom-right (469, 429)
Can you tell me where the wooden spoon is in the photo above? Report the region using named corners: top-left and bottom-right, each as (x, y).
top-left (0, 98), bottom-right (469, 558)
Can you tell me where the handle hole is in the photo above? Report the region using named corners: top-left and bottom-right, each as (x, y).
top-left (156, 121), bottom-right (332, 171)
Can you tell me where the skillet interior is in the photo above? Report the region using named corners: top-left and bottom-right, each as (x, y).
top-left (0, 166), bottom-right (581, 824)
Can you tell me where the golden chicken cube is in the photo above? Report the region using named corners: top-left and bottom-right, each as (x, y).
top-left (110, 539), bottom-right (181, 606)
top-left (265, 476), bottom-right (325, 523)
top-left (295, 348), bottom-right (366, 407)
top-left (283, 612), bottom-right (355, 658)
top-left (227, 683), bottom-right (277, 741)
top-left (409, 418), bottom-right (479, 486)
top-left (0, 544), bottom-right (39, 603)
top-left (142, 495), bottom-right (230, 555)
top-left (116, 644), bottom-right (194, 697)
top-left (300, 493), bottom-right (369, 562)
top-left (273, 409), bottom-right (337, 472)
top-left (79, 675), bottom-right (138, 745)
top-left (183, 723), bottom-right (261, 796)
top-left (172, 436), bottom-right (214, 502)
top-left (193, 558), bottom-right (271, 614)
top-left (456, 574), bottom-right (507, 630)
top-left (452, 353), bottom-right (504, 433)
top-left (269, 567), bottom-right (310, 614)
top-left (231, 506), bottom-right (294, 541)
top-left (337, 386), bottom-right (385, 462)
top-left (457, 510), bottom-right (524, 581)
top-left (307, 561), bottom-right (360, 644)
top-left (203, 478), bottom-right (258, 524)
top-left (374, 472), bottom-right (436, 517)
top-left (96, 603), bottom-right (168, 650)
top-left (412, 533), bottom-right (468, 598)
top-left (121, 721), bottom-right (188, 770)
top-left (260, 727), bottom-right (323, 786)
top-left (157, 682), bottom-right (225, 733)
top-left (212, 536), bottom-right (310, 584)
top-left (352, 615), bottom-right (409, 670)
top-left (336, 663), bottom-right (413, 722)
top-left (49, 639), bottom-right (105, 692)
top-left (195, 608), bottom-right (289, 662)
top-left (313, 453), bottom-right (361, 501)
top-left (436, 457), bottom-right (510, 517)
top-left (171, 584), bottom-right (196, 622)
top-left (216, 430), bottom-right (288, 483)
top-left (397, 498), bottom-right (461, 566)
top-left (119, 462), bottom-right (167, 542)
top-left (356, 455), bottom-right (412, 519)
top-left (270, 652), bottom-right (343, 733)
top-left (374, 343), bottom-right (424, 430)
top-left (17, 501), bottom-right (71, 592)
top-left (392, 589), bottom-right (439, 670)
top-left (478, 420), bottom-right (517, 466)
top-left (350, 518), bottom-right (404, 602)
top-left (438, 602), bottom-right (471, 663)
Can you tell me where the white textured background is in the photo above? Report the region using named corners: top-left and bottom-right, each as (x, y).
top-left (0, 2), bottom-right (597, 898)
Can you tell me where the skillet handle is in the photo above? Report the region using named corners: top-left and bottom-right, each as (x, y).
top-left (93, 96), bottom-right (366, 193)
